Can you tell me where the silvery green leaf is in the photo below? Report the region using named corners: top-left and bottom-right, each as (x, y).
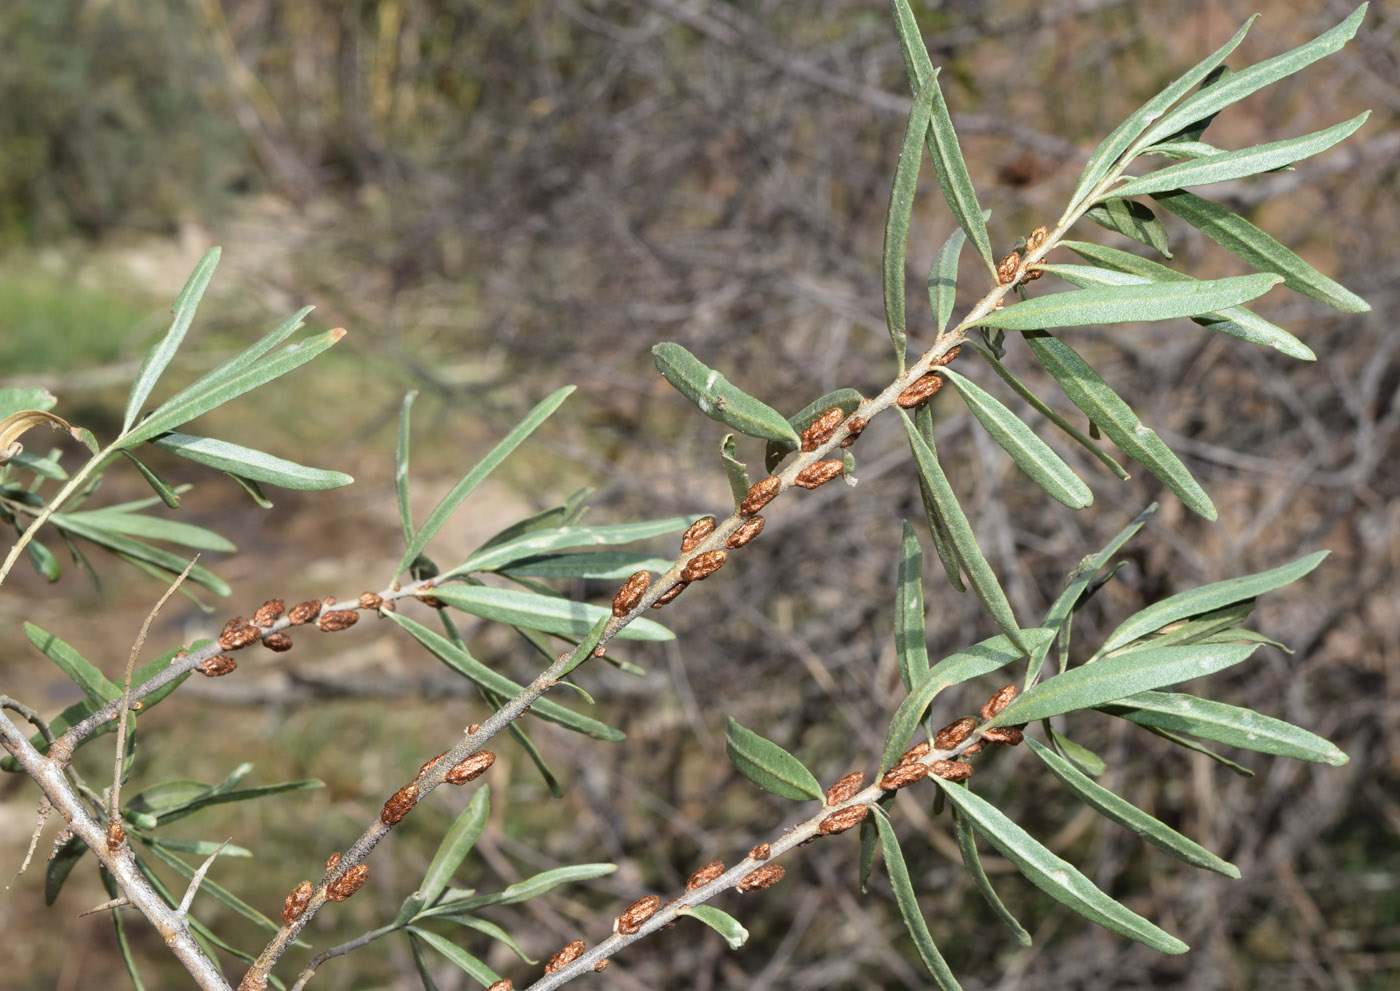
top-left (684, 905), bottom-right (749, 949)
top-left (1085, 199), bottom-right (1172, 258)
top-left (139, 839), bottom-right (281, 932)
top-left (913, 405), bottom-right (965, 591)
top-left (725, 717), bottom-right (823, 801)
top-left (1136, 5), bottom-right (1368, 149)
top-left (0, 386), bottom-right (57, 418)
top-left (1027, 738), bottom-right (1239, 876)
top-left (55, 508), bottom-right (235, 552)
top-left (894, 521), bottom-right (929, 692)
top-left (407, 928), bottom-right (501, 985)
top-left (1097, 551), bottom-right (1325, 655)
top-left (47, 514), bottom-right (230, 595)
top-left (419, 864), bottom-right (618, 916)
top-left (1101, 691), bottom-right (1348, 766)
top-left (499, 551), bottom-right (672, 580)
top-left (423, 584), bottom-right (672, 641)
top-left (123, 247), bottom-right (221, 433)
top-left (885, 73), bottom-right (938, 371)
top-left (928, 224), bottom-right (968, 334)
top-left (454, 517), bottom-right (691, 576)
top-left (721, 434), bottom-right (750, 507)
top-left (397, 391), bottom-right (417, 547)
top-left (1151, 189), bottom-right (1369, 312)
top-left (933, 778), bottom-right (1188, 954)
top-left (903, 412), bottom-right (1033, 651)
top-left (1048, 728), bottom-right (1107, 777)
top-left (988, 642), bottom-right (1260, 728)
top-left (1025, 333), bottom-right (1216, 519)
top-left (979, 274), bottom-right (1280, 331)
top-left (6, 449), bottom-right (67, 480)
top-left (148, 432), bottom-right (352, 491)
top-left (873, 810), bottom-right (965, 989)
top-left (119, 450), bottom-right (181, 507)
top-left (399, 386), bottom-right (575, 574)
top-left (1065, 15), bottom-right (1257, 216)
top-left (940, 367), bottom-right (1092, 510)
top-left (652, 343), bottom-right (799, 445)
top-left (1114, 112), bottom-right (1368, 198)
top-left (415, 787), bottom-right (490, 917)
top-left (23, 538), bottom-right (60, 582)
top-left (25, 622), bottom-right (120, 705)
top-left (953, 806), bottom-right (1032, 946)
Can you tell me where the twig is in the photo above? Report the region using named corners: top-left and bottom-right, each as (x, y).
top-left (79, 895), bottom-right (132, 918)
top-left (287, 921), bottom-right (403, 991)
top-left (178, 839), bottom-right (232, 918)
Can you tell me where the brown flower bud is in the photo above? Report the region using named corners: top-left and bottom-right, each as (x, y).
top-left (417, 752), bottom-right (449, 781)
top-left (880, 761), bottom-right (930, 791)
top-left (1024, 265), bottom-right (1044, 281)
top-left (197, 655), bottom-right (238, 677)
top-left (931, 759), bottom-right (973, 782)
top-left (749, 842), bottom-right (771, 861)
top-left (617, 894), bottom-right (661, 935)
top-left (326, 852), bottom-right (342, 869)
top-left (680, 550), bottom-right (727, 581)
top-left (282, 880), bottom-right (313, 924)
top-left (825, 771), bottom-right (866, 807)
top-left (545, 939), bottom-right (586, 974)
top-left (651, 581), bottom-right (689, 608)
top-left (981, 684), bottom-right (1019, 720)
top-left (594, 959), bottom-right (610, 972)
top-left (839, 416), bottom-right (867, 448)
top-left (794, 459), bottom-right (843, 490)
top-left (261, 632), bottom-right (293, 652)
top-left (1027, 225), bottom-right (1049, 251)
top-left (446, 751), bottom-right (495, 784)
top-left (818, 804), bottom-right (869, 835)
top-left (937, 345), bottom-right (962, 366)
top-left (898, 742), bottom-right (931, 766)
top-left (318, 610), bottom-right (359, 632)
top-left (381, 783), bottom-right (418, 826)
top-left (740, 475), bottom-right (781, 516)
top-left (961, 739), bottom-right (987, 757)
top-left (486, 982), bottom-right (512, 991)
top-left (466, 723), bottom-right (480, 735)
top-left (934, 716), bottom-right (978, 750)
top-left (997, 251), bottom-right (1020, 285)
top-left (105, 821), bottom-right (125, 851)
top-left (287, 600), bottom-right (322, 625)
top-left (358, 591), bottom-right (384, 611)
top-left (800, 407), bottom-right (845, 452)
top-left (680, 516), bottom-right (716, 553)
top-left (896, 374), bottom-right (943, 408)
top-left (726, 515), bottom-right (765, 548)
top-left (253, 598), bottom-right (286, 627)
top-left (687, 860), bottom-right (726, 890)
top-left (327, 864), bottom-right (368, 901)
top-left (981, 726), bottom-right (1024, 746)
top-left (737, 864), bottom-right (785, 892)
top-left (218, 617), bottom-right (260, 651)
top-left (612, 571), bottom-right (651, 616)
top-left (418, 593), bottom-right (446, 608)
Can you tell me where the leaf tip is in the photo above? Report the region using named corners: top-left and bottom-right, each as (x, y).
top-left (329, 327), bottom-right (348, 342)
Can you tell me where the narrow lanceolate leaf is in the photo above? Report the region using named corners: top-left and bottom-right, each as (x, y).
top-left (940, 367), bottom-right (1092, 510)
top-left (1065, 14), bottom-right (1257, 217)
top-left (1046, 248), bottom-right (1312, 360)
top-left (1136, 5), bottom-right (1369, 150)
top-left (123, 247), bottom-right (221, 433)
top-left (1151, 190), bottom-right (1369, 312)
top-left (398, 385), bottom-right (575, 574)
top-left (765, 389), bottom-right (864, 471)
top-left (25, 623), bottom-right (120, 705)
top-left (1048, 728), bottom-right (1107, 777)
top-left (421, 865), bottom-right (618, 918)
top-left (1101, 691), bottom-right (1348, 765)
top-left (454, 517), bottom-right (691, 576)
top-left (24, 539), bottom-right (60, 582)
top-left (1086, 199), bottom-right (1172, 258)
top-left (408, 928), bottom-right (501, 986)
top-left (500, 551), bottom-right (673, 581)
top-left (724, 717), bottom-right (823, 802)
top-left (121, 325), bottom-right (344, 446)
top-left (684, 906), bottom-right (749, 949)
top-left (1115, 112), bottom-right (1369, 199)
top-left (720, 434), bottom-right (751, 507)
top-left (873, 811), bottom-right (965, 990)
top-left (988, 642), bottom-right (1260, 729)
top-left (979, 274), bottom-right (1281, 331)
top-left (55, 509), bottom-right (235, 552)
top-left (913, 405), bottom-right (965, 591)
top-left (968, 341), bottom-right (1130, 480)
top-left (652, 343), bottom-right (799, 446)
top-left (928, 225), bottom-right (968, 334)
top-left (933, 778), bottom-right (1188, 954)
top-left (902, 412), bottom-right (1032, 653)
top-left (885, 74), bottom-right (938, 371)
top-left (397, 391), bottom-right (417, 547)
top-left (881, 629), bottom-right (1054, 772)
top-left (389, 613), bottom-right (625, 742)
top-left (1025, 333), bottom-right (1216, 519)
top-left (47, 515), bottom-right (230, 595)
top-left (149, 433), bottom-right (352, 490)
top-left (1027, 738), bottom-right (1239, 877)
top-left (415, 787), bottom-right (490, 916)
top-left (889, 0), bottom-right (994, 274)
top-left (120, 450), bottom-right (181, 508)
top-left (1098, 551), bottom-right (1326, 656)
top-left (423, 584), bottom-right (672, 642)
top-left (953, 806), bottom-right (1032, 946)
top-left (894, 521), bottom-right (930, 692)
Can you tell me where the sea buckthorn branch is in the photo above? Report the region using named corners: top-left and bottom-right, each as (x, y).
top-left (519, 687), bottom-right (1023, 991)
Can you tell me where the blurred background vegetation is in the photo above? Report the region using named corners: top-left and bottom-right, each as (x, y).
top-left (1, 1), bottom-right (1397, 988)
